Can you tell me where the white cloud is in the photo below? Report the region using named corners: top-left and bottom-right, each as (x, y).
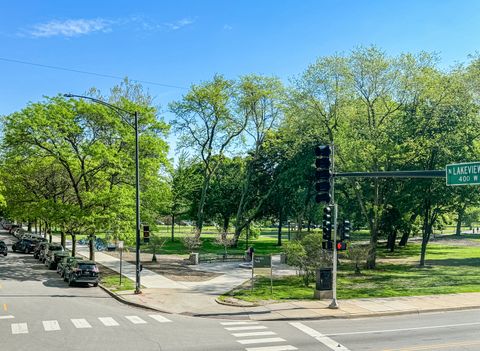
top-left (164, 18), bottom-right (194, 31)
top-left (27, 18), bottom-right (112, 38)
top-left (223, 24), bottom-right (233, 31)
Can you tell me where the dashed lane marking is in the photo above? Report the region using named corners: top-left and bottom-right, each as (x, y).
top-left (98, 317), bottom-right (119, 327)
top-left (148, 314), bottom-right (172, 323)
top-left (238, 337), bottom-right (286, 345)
top-left (3, 303), bottom-right (7, 311)
top-left (125, 315), bottom-right (147, 324)
top-left (232, 331), bottom-right (277, 338)
top-left (11, 323), bottom-right (28, 334)
top-left (0, 315), bottom-right (14, 320)
top-left (225, 326), bottom-right (268, 331)
top-left (43, 320), bottom-right (61, 331)
top-left (290, 322), bottom-right (350, 351)
top-left (71, 318), bottom-right (92, 329)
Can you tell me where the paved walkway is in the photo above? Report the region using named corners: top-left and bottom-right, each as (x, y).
top-left (55, 237), bottom-right (480, 320)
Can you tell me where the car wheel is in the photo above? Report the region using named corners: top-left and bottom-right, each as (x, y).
top-left (24, 248), bottom-right (29, 254)
top-left (12, 247), bottom-right (16, 252)
top-left (93, 283), bottom-right (98, 287)
top-left (64, 274), bottom-right (69, 282)
top-left (3, 253), bottom-right (6, 256)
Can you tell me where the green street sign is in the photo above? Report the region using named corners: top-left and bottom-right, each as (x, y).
top-left (253, 255), bottom-right (271, 268)
top-left (446, 162), bottom-right (480, 186)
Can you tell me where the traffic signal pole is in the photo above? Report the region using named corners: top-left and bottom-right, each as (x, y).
top-left (329, 144), bottom-right (339, 309)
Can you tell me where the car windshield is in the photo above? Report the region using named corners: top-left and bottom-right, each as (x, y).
top-left (78, 264), bottom-right (97, 270)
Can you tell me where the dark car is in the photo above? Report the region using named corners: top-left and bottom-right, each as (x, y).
top-left (0, 241), bottom-right (7, 256)
top-left (65, 260), bottom-right (99, 287)
top-left (33, 242), bottom-right (47, 259)
top-left (46, 251), bottom-right (69, 270)
top-left (43, 244), bottom-right (64, 267)
top-left (37, 242), bottom-right (54, 262)
top-left (57, 256), bottom-right (83, 277)
top-left (12, 239), bottom-right (38, 254)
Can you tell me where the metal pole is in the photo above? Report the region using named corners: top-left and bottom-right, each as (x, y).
top-left (119, 248), bottom-right (123, 286)
top-left (329, 144), bottom-right (339, 309)
top-left (134, 111), bottom-right (141, 294)
top-left (251, 252), bottom-right (255, 292)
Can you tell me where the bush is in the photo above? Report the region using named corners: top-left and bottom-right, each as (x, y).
top-left (346, 244), bottom-right (369, 274)
top-left (181, 230), bottom-right (201, 252)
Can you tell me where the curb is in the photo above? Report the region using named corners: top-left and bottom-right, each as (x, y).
top-left (98, 284), bottom-right (172, 315)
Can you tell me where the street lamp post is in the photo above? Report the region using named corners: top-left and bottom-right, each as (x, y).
top-left (64, 93), bottom-right (142, 294)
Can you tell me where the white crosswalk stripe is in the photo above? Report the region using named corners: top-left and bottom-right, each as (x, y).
top-left (246, 346), bottom-right (298, 351)
top-left (125, 315), bottom-right (147, 324)
top-left (232, 331), bottom-right (277, 337)
top-left (148, 314), bottom-right (172, 323)
top-left (238, 337), bottom-right (286, 345)
top-left (11, 323), bottom-right (28, 334)
top-left (71, 318), bottom-right (92, 329)
top-left (225, 325), bottom-right (268, 331)
top-left (42, 320), bottom-right (61, 331)
top-left (223, 321), bottom-right (297, 351)
top-left (98, 317), bottom-right (119, 327)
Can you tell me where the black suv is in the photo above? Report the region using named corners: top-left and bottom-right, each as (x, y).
top-left (57, 256), bottom-right (83, 277)
top-left (46, 251), bottom-right (69, 270)
top-left (0, 241), bottom-right (7, 256)
top-left (43, 244), bottom-right (64, 267)
top-left (65, 260), bottom-right (99, 287)
top-left (12, 239), bottom-right (38, 254)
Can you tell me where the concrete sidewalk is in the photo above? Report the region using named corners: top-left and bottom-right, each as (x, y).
top-left (55, 237), bottom-right (480, 320)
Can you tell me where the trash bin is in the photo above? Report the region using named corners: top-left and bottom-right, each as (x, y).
top-left (316, 268), bottom-right (332, 291)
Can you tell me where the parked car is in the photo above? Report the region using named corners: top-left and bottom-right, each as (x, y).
top-left (37, 243), bottom-right (54, 262)
top-left (65, 260), bottom-right (99, 287)
top-left (33, 242), bottom-right (48, 259)
top-left (58, 256), bottom-right (83, 277)
top-left (0, 241), bottom-right (7, 256)
top-left (12, 239), bottom-right (38, 254)
top-left (45, 251), bottom-right (69, 270)
top-left (43, 244), bottom-right (64, 266)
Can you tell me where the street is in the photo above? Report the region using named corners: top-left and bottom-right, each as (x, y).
top-left (2, 231), bottom-right (480, 351)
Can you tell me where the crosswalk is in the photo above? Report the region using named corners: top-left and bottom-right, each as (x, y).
top-left (5, 314), bottom-right (172, 335)
top-left (221, 321), bottom-right (298, 351)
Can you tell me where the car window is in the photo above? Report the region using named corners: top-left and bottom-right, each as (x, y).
top-left (78, 264), bottom-right (97, 270)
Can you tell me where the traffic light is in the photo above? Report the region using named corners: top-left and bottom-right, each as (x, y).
top-left (322, 206), bottom-right (332, 242)
top-left (337, 242), bottom-right (347, 251)
top-left (314, 145), bottom-right (332, 204)
top-left (341, 220), bottom-right (351, 241)
top-left (143, 225), bottom-right (150, 243)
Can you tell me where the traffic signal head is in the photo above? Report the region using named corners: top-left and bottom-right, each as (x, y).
top-left (314, 145), bottom-right (332, 204)
top-left (322, 206), bottom-right (332, 241)
top-left (143, 225), bottom-right (150, 243)
top-left (341, 220), bottom-right (351, 241)
top-left (337, 242), bottom-right (347, 251)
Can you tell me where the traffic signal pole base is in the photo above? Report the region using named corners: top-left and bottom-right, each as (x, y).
top-left (134, 289), bottom-right (142, 295)
top-left (313, 289), bottom-right (333, 300)
top-left (328, 298), bottom-right (339, 309)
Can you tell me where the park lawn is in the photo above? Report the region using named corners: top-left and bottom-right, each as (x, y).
top-left (98, 263), bottom-right (135, 292)
top-left (224, 243), bottom-right (480, 302)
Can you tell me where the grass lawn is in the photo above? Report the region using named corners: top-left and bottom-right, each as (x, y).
top-left (98, 264), bottom-right (135, 292)
top-left (224, 242), bottom-right (480, 302)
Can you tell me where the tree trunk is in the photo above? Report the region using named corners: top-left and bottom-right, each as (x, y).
top-left (277, 207), bottom-right (283, 246)
top-left (386, 230), bottom-right (397, 252)
top-left (89, 235), bottom-right (95, 261)
top-left (195, 176), bottom-right (210, 237)
top-left (71, 234), bottom-right (76, 257)
top-left (171, 214), bottom-right (175, 242)
top-left (399, 213), bottom-right (417, 246)
top-left (27, 222), bottom-right (32, 232)
top-left (455, 207), bottom-right (464, 236)
top-left (419, 202), bottom-right (432, 267)
top-left (60, 230), bottom-right (66, 249)
top-left (223, 216), bottom-right (230, 233)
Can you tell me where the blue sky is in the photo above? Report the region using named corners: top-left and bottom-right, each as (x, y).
top-left (1, 0), bottom-right (480, 124)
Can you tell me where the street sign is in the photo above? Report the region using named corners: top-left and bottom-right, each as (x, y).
top-left (117, 241), bottom-right (124, 249)
top-left (446, 162), bottom-right (480, 186)
top-left (253, 255), bottom-right (271, 268)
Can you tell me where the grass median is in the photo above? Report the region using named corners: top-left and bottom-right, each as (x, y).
top-left (223, 241), bottom-right (480, 303)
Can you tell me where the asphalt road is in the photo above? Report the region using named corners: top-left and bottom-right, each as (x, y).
top-left (1, 230), bottom-right (480, 351)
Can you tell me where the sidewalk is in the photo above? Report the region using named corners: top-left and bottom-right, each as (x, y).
top-left (56, 238), bottom-right (480, 320)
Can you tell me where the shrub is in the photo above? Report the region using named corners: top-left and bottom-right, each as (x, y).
top-left (346, 244), bottom-right (369, 274)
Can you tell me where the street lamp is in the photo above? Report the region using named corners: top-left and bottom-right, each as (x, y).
top-left (64, 93), bottom-right (142, 294)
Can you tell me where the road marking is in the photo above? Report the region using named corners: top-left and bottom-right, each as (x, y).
top-left (98, 317), bottom-right (119, 327)
top-left (383, 339), bottom-right (480, 351)
top-left (0, 315), bottom-right (14, 319)
top-left (149, 314), bottom-right (172, 323)
top-left (290, 322), bottom-right (350, 351)
top-left (3, 303), bottom-right (7, 311)
top-left (11, 323), bottom-right (28, 334)
top-left (327, 321), bottom-right (480, 336)
top-left (238, 337), bottom-right (285, 345)
top-left (233, 331), bottom-right (277, 337)
top-left (43, 320), bottom-right (61, 331)
top-left (245, 346), bottom-right (298, 351)
top-left (71, 318), bottom-right (92, 329)
top-left (125, 315), bottom-right (147, 324)
top-left (221, 321), bottom-right (260, 326)
top-left (225, 325), bottom-right (268, 331)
